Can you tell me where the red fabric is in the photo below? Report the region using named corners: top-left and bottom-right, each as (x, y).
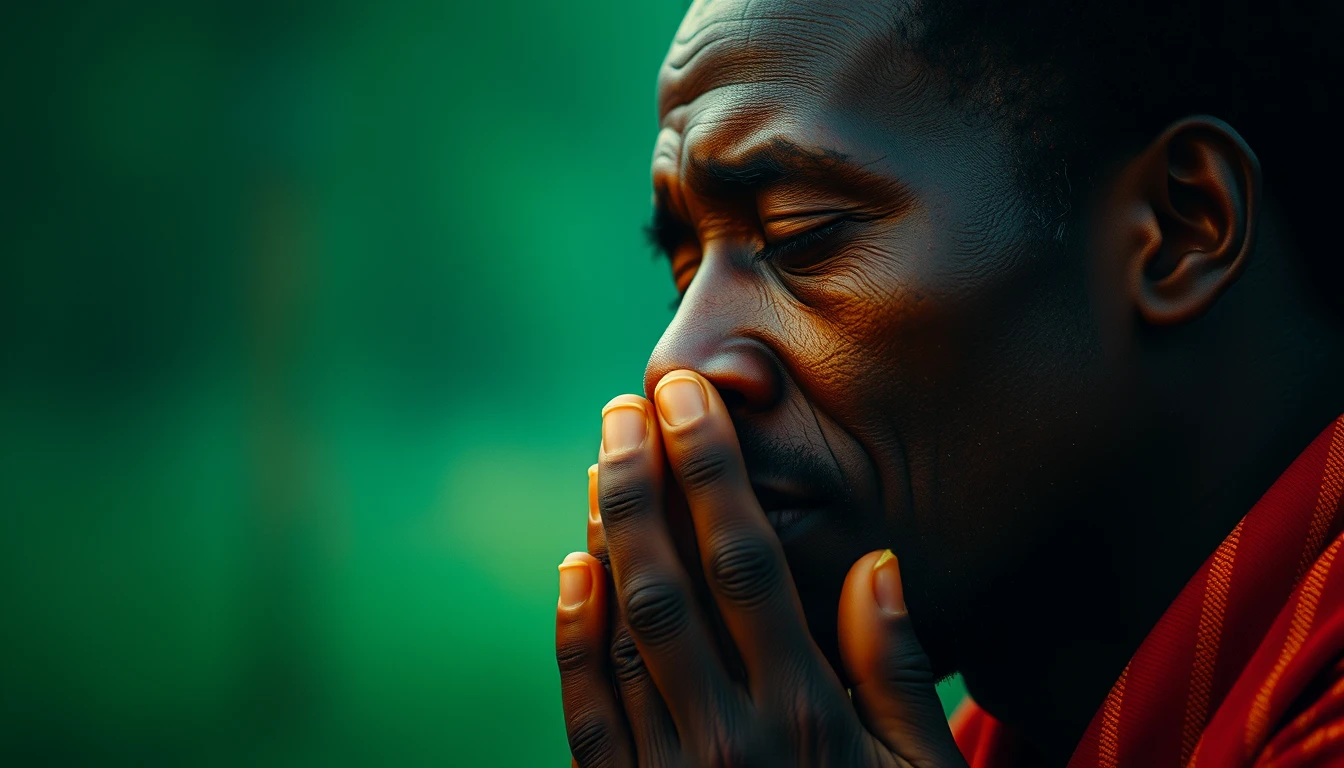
top-left (952, 415), bottom-right (1344, 767)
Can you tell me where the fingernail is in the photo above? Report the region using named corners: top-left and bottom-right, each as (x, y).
top-left (872, 550), bottom-right (906, 615)
top-left (655, 376), bottom-right (706, 427)
top-left (559, 554), bottom-right (592, 609)
top-left (587, 464), bottom-right (600, 524)
top-left (601, 403), bottom-right (647, 453)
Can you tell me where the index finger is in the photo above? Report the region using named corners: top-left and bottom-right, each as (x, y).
top-left (651, 371), bottom-right (833, 700)
top-left (596, 394), bottom-right (740, 739)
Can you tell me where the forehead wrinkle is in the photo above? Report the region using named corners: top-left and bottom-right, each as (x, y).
top-left (669, 81), bottom-right (906, 182)
top-left (676, 102), bottom-right (796, 193)
top-left (661, 43), bottom-right (821, 120)
top-left (652, 94), bottom-right (781, 220)
top-left (659, 3), bottom-right (876, 119)
top-left (669, 5), bottom-right (855, 54)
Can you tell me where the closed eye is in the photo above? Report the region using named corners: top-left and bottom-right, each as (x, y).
top-left (645, 206), bottom-right (694, 262)
top-left (646, 207), bottom-right (703, 312)
top-left (753, 217), bottom-right (851, 267)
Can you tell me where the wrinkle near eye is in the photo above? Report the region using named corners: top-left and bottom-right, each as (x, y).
top-left (762, 211), bottom-right (848, 242)
top-left (651, 128), bottom-right (689, 224)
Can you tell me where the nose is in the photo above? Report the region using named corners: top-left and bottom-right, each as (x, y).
top-left (644, 329), bottom-right (784, 416)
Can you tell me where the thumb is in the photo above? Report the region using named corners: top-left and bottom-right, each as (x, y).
top-left (838, 550), bottom-right (966, 766)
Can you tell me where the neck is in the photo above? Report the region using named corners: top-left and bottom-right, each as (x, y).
top-left (957, 239), bottom-right (1343, 765)
top-left (960, 413), bottom-right (1332, 764)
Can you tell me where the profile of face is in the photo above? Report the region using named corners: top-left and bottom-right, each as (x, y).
top-left (643, 0), bottom-right (1147, 676)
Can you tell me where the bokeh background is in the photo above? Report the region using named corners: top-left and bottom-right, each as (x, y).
top-left (1, 1), bottom-right (963, 764)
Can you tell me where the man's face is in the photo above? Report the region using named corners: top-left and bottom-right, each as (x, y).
top-left (643, 0), bottom-right (1119, 675)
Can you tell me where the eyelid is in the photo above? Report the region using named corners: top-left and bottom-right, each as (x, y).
top-left (761, 211), bottom-right (848, 243)
top-left (754, 216), bottom-right (851, 266)
top-left (669, 243), bottom-right (701, 293)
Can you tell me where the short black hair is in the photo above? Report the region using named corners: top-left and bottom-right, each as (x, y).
top-left (898, 0), bottom-right (1342, 307)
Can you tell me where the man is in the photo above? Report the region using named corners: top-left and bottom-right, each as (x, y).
top-left (554, 0), bottom-right (1344, 765)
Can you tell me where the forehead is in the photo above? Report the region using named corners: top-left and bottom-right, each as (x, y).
top-left (658, 0), bottom-right (906, 122)
top-left (654, 0), bottom-right (916, 188)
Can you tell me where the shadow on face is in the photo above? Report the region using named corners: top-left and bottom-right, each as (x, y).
top-left (641, 0), bottom-right (1126, 676)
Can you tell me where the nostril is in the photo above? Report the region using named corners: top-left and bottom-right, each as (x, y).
top-left (646, 340), bottom-right (784, 414)
top-left (717, 388), bottom-right (748, 413)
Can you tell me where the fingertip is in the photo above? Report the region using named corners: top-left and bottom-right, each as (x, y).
top-left (840, 550), bottom-right (888, 604)
top-left (601, 393), bottom-right (651, 414)
top-left (561, 550), bottom-right (598, 567)
top-left (655, 368), bottom-right (707, 390)
top-left (837, 550), bottom-right (892, 684)
top-left (854, 549), bottom-right (889, 573)
top-left (587, 464), bottom-right (600, 524)
top-left (558, 551), bottom-right (604, 614)
top-left (561, 550), bottom-right (604, 580)
top-left (655, 369), bottom-right (726, 417)
top-left (599, 395), bottom-right (662, 459)
top-left (872, 549), bottom-right (906, 616)
top-left (839, 551), bottom-right (887, 617)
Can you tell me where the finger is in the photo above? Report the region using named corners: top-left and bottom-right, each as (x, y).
top-left (596, 459), bottom-right (680, 762)
top-left (652, 370), bottom-right (830, 697)
top-left (586, 464), bottom-right (609, 568)
top-left (608, 605), bottom-right (682, 765)
top-left (556, 551), bottom-right (635, 768)
top-left (838, 550), bottom-right (966, 766)
top-left (598, 394), bottom-right (740, 739)
top-left (588, 465), bottom-right (681, 761)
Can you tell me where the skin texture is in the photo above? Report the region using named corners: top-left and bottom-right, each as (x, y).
top-left (558, 381), bottom-right (964, 767)
top-left (554, 0), bottom-right (1344, 764)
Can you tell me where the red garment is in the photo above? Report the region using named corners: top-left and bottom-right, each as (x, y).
top-left (952, 415), bottom-right (1344, 768)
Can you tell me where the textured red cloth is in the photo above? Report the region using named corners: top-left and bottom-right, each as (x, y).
top-left (951, 415), bottom-right (1344, 767)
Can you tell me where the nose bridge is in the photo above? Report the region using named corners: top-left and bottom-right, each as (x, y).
top-left (643, 285), bottom-right (784, 414)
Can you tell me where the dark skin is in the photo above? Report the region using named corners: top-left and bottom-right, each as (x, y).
top-left (554, 1), bottom-right (1344, 765)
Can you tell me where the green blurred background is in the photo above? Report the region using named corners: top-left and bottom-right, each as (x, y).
top-left (0, 1), bottom-right (962, 764)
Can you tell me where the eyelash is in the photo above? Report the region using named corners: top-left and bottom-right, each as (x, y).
top-left (655, 216), bottom-right (851, 313)
top-left (645, 211), bottom-right (692, 261)
top-left (753, 218), bottom-right (849, 266)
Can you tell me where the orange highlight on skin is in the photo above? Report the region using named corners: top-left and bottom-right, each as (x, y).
top-left (558, 555), bottom-right (592, 609)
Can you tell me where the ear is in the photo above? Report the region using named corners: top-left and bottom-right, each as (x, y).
top-left (1126, 116), bottom-right (1262, 325)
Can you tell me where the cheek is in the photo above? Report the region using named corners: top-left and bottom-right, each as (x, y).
top-left (765, 203), bottom-right (1081, 527)
top-left (777, 213), bottom-right (983, 417)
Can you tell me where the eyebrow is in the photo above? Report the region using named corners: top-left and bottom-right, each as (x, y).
top-left (647, 138), bottom-right (901, 259)
top-left (691, 139), bottom-right (882, 194)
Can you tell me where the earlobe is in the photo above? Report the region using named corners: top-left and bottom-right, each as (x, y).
top-left (1132, 116), bottom-right (1262, 326)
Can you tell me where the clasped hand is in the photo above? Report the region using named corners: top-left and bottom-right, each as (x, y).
top-left (555, 370), bottom-right (967, 768)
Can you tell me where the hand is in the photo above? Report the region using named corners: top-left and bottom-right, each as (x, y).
top-left (554, 370), bottom-right (968, 767)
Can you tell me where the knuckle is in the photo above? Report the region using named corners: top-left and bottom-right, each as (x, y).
top-left (622, 579), bottom-right (690, 648)
top-left (706, 532), bottom-right (780, 609)
top-left (884, 633), bottom-right (937, 687)
top-left (885, 662), bottom-right (937, 689)
top-left (676, 443), bottom-right (731, 492)
top-left (566, 712), bottom-right (616, 768)
top-left (598, 478), bottom-right (652, 525)
top-left (608, 630), bottom-right (648, 687)
top-left (555, 638), bottom-right (594, 677)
